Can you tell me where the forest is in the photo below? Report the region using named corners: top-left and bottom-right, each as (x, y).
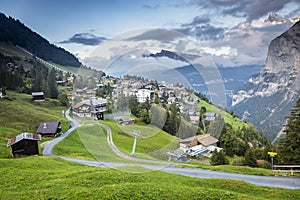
top-left (0, 52), bottom-right (60, 99)
top-left (0, 13), bottom-right (81, 68)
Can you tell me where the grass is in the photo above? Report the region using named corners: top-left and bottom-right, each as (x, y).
top-left (53, 119), bottom-right (178, 162)
top-left (0, 91), bottom-right (69, 158)
top-left (198, 100), bottom-right (248, 130)
top-left (0, 156), bottom-right (299, 200)
top-left (53, 121), bottom-right (128, 162)
top-left (100, 119), bottom-right (180, 160)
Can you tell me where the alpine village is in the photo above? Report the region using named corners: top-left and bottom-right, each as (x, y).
top-left (0, 7), bottom-right (300, 200)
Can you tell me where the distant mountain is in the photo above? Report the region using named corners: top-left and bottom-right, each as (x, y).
top-left (145, 49), bottom-right (187, 62)
top-left (0, 13), bottom-right (81, 67)
top-left (264, 12), bottom-right (300, 24)
top-left (232, 21), bottom-right (300, 141)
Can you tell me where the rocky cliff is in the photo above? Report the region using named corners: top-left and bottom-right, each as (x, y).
top-left (232, 21), bottom-right (300, 142)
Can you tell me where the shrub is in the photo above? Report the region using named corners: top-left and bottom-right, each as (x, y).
top-left (210, 150), bottom-right (229, 166)
top-left (232, 157), bottom-right (245, 166)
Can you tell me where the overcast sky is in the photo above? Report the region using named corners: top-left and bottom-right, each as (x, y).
top-left (1, 0), bottom-right (300, 67)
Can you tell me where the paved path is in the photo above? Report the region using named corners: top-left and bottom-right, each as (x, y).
top-left (43, 109), bottom-right (79, 156)
top-left (43, 111), bottom-right (300, 189)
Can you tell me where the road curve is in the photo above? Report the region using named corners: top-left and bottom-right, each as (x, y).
top-left (43, 111), bottom-right (300, 189)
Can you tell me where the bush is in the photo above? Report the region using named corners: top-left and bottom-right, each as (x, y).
top-left (210, 150), bottom-right (229, 166)
top-left (257, 160), bottom-right (272, 169)
top-left (232, 157), bottom-right (245, 166)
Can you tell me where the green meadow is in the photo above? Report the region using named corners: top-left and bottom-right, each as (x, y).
top-left (1, 156), bottom-right (299, 200)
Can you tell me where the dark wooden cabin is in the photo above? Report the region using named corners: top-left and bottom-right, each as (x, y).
top-left (36, 122), bottom-right (61, 137)
top-left (7, 133), bottom-right (41, 158)
top-left (31, 92), bottom-right (45, 101)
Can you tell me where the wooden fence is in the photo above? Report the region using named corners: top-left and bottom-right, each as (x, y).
top-left (273, 165), bottom-right (300, 176)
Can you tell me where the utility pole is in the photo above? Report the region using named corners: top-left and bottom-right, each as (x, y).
top-left (131, 130), bottom-right (144, 157)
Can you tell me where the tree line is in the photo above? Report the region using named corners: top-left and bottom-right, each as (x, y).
top-left (0, 52), bottom-right (59, 99)
top-left (0, 13), bottom-right (81, 67)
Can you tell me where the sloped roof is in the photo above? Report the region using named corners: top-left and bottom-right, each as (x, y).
top-left (198, 134), bottom-right (218, 146)
top-left (73, 102), bottom-right (88, 109)
top-left (180, 134), bottom-right (218, 147)
top-left (31, 92), bottom-right (44, 96)
top-left (180, 135), bottom-right (201, 143)
top-left (7, 133), bottom-right (41, 147)
top-left (36, 122), bottom-right (60, 135)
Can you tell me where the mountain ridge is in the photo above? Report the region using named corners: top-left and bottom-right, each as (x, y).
top-left (233, 20), bottom-right (300, 141)
top-left (0, 12), bottom-right (81, 68)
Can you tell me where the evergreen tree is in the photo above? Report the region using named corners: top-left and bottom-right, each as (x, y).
top-left (129, 95), bottom-right (140, 117)
top-left (244, 148), bottom-right (258, 167)
top-left (278, 97), bottom-right (300, 164)
top-left (139, 108), bottom-right (151, 124)
top-left (48, 69), bottom-right (59, 99)
top-left (210, 150), bottom-right (229, 166)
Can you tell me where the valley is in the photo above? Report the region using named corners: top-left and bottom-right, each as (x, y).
top-left (0, 5), bottom-right (300, 199)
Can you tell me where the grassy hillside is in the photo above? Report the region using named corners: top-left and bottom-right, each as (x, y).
top-left (54, 119), bottom-right (180, 161)
top-left (0, 156), bottom-right (299, 200)
top-left (198, 100), bottom-right (248, 130)
top-left (0, 91), bottom-right (69, 158)
top-left (101, 119), bottom-right (180, 160)
top-left (0, 41), bottom-right (102, 76)
top-left (53, 122), bottom-right (129, 162)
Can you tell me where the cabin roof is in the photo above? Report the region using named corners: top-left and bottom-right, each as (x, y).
top-left (31, 92), bottom-right (44, 96)
top-left (36, 122), bottom-right (60, 134)
top-left (7, 133), bottom-right (41, 147)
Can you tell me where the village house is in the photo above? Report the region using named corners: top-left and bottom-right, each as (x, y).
top-left (205, 112), bottom-right (216, 121)
top-left (31, 92), bottom-right (45, 101)
top-left (73, 102), bottom-right (91, 117)
top-left (7, 133), bottom-right (41, 158)
top-left (118, 117), bottom-right (135, 125)
top-left (189, 115), bottom-right (199, 125)
top-left (137, 89), bottom-right (155, 103)
top-left (72, 98), bottom-right (107, 119)
top-left (36, 122), bottom-right (61, 137)
top-left (179, 134), bottom-right (222, 158)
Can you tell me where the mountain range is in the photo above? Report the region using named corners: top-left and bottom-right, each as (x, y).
top-left (232, 21), bottom-right (300, 142)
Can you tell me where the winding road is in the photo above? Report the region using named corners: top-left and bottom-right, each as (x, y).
top-left (43, 109), bottom-right (300, 189)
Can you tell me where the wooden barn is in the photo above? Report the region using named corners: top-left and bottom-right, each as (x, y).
top-left (7, 133), bottom-right (41, 158)
top-left (36, 121), bottom-right (61, 137)
top-left (31, 92), bottom-right (45, 101)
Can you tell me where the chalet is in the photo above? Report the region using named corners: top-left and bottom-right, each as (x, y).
top-left (205, 112), bottom-right (216, 121)
top-left (73, 102), bottom-right (91, 117)
top-left (31, 92), bottom-right (45, 101)
top-left (7, 133), bottom-right (41, 158)
top-left (36, 122), bottom-right (61, 137)
top-left (179, 134), bottom-right (218, 149)
top-left (179, 134), bottom-right (222, 158)
top-left (72, 98), bottom-right (107, 119)
top-left (118, 117), bottom-right (135, 125)
top-left (189, 115), bottom-right (199, 125)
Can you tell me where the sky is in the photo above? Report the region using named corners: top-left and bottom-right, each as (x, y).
top-left (1, 0), bottom-right (300, 68)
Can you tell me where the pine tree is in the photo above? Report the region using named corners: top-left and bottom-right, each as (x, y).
top-left (48, 69), bottom-right (59, 99)
top-left (278, 97), bottom-right (300, 164)
top-left (244, 148), bottom-right (257, 167)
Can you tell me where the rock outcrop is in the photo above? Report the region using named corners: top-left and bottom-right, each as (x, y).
top-left (233, 21), bottom-right (300, 141)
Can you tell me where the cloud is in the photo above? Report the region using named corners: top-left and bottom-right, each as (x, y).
top-left (182, 15), bottom-right (211, 26)
top-left (143, 4), bottom-right (160, 9)
top-left (60, 33), bottom-right (106, 46)
top-left (177, 23), bottom-right (226, 41)
top-left (191, 0), bottom-right (299, 22)
top-left (127, 29), bottom-right (184, 42)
